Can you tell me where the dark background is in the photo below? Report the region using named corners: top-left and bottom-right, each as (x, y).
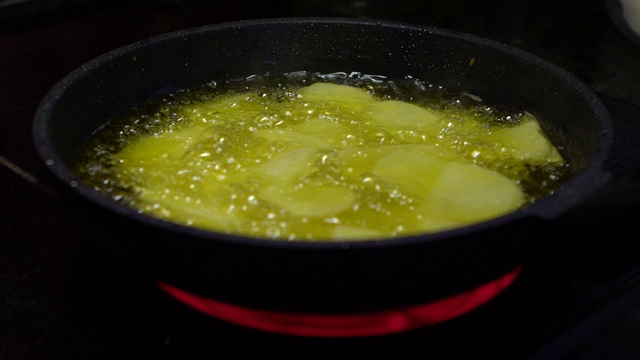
top-left (2, 0), bottom-right (640, 359)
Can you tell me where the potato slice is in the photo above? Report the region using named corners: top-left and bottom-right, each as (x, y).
top-left (253, 129), bottom-right (331, 149)
top-left (371, 150), bottom-right (447, 197)
top-left (116, 125), bottom-right (215, 191)
top-left (118, 125), bottom-right (212, 167)
top-left (337, 145), bottom-right (459, 184)
top-left (139, 191), bottom-right (240, 232)
top-left (258, 183), bottom-right (356, 217)
top-left (416, 216), bottom-right (468, 233)
top-left (291, 118), bottom-right (353, 146)
top-left (488, 114), bottom-right (564, 164)
top-left (383, 144), bottom-right (462, 162)
top-left (332, 225), bottom-right (386, 240)
top-left (420, 162), bottom-right (524, 223)
top-left (367, 100), bottom-right (441, 131)
top-left (251, 146), bottom-right (319, 183)
top-left (299, 82), bottom-right (375, 104)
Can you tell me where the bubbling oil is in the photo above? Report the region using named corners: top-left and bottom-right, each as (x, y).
top-left (75, 71), bottom-right (570, 241)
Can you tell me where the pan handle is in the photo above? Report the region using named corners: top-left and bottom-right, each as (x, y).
top-left (553, 95), bottom-right (640, 223)
top-left (600, 95), bottom-right (640, 203)
top-left (601, 95), bottom-right (640, 180)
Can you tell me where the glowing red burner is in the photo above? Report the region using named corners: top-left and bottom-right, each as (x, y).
top-left (158, 264), bottom-right (523, 337)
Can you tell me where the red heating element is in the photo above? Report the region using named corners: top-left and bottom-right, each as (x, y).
top-left (158, 264), bottom-right (523, 337)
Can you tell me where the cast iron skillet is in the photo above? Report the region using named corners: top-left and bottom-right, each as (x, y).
top-left (33, 18), bottom-right (616, 336)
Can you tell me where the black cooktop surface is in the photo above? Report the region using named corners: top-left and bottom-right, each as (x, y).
top-left (2, 1), bottom-right (640, 359)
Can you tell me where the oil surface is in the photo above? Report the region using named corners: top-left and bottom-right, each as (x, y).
top-left (75, 71), bottom-right (569, 241)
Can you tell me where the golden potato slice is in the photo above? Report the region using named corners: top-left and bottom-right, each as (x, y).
top-left (258, 183), bottom-right (356, 217)
top-left (291, 118), bottom-right (353, 146)
top-left (420, 162), bottom-right (524, 223)
top-left (367, 100), bottom-right (441, 131)
top-left (299, 82), bottom-right (375, 104)
top-left (138, 190), bottom-right (240, 232)
top-left (253, 129), bottom-right (331, 149)
top-left (251, 146), bottom-right (319, 183)
top-left (332, 225), bottom-right (386, 240)
top-left (118, 125), bottom-right (212, 167)
top-left (371, 150), bottom-right (447, 197)
top-left (488, 114), bottom-right (564, 164)
top-left (415, 216), bottom-right (466, 233)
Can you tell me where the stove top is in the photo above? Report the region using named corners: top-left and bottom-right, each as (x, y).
top-left (2, 1), bottom-right (640, 359)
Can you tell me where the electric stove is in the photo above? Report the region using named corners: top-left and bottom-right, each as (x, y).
top-left (2, 1), bottom-right (640, 359)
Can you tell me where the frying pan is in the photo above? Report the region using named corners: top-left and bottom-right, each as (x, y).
top-left (32, 18), bottom-right (619, 337)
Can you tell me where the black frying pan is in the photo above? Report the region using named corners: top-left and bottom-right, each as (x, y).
top-left (32, 18), bottom-right (620, 337)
